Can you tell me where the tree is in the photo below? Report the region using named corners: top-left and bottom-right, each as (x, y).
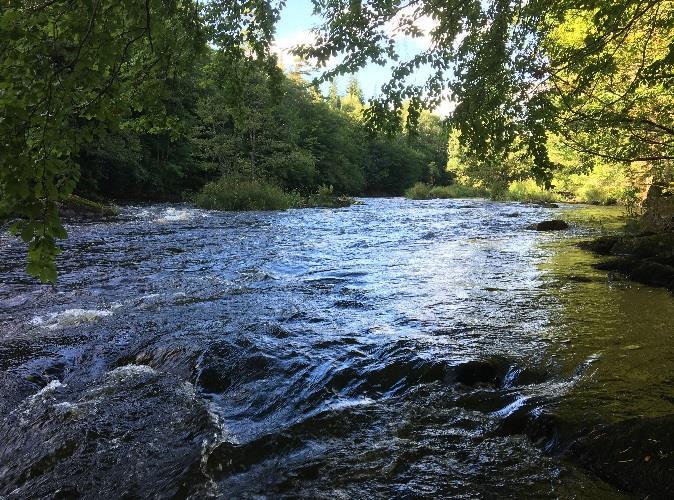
top-left (0, 0), bottom-right (284, 282)
top-left (0, 0), bottom-right (205, 282)
top-left (327, 79), bottom-right (341, 109)
top-left (295, 0), bottom-right (674, 191)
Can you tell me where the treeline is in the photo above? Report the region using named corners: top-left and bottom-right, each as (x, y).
top-left (74, 51), bottom-right (449, 203)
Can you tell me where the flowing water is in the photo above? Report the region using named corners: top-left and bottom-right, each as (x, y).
top-left (1, 199), bottom-right (672, 498)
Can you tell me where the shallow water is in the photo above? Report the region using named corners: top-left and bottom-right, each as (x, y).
top-left (0, 199), bottom-right (672, 498)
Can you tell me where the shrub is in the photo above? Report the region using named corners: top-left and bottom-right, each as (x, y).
top-left (506, 179), bottom-right (559, 203)
top-left (405, 182), bottom-right (486, 199)
top-left (404, 182), bottom-right (433, 199)
top-left (433, 184), bottom-right (487, 198)
top-left (578, 184), bottom-right (620, 205)
top-left (194, 178), bottom-right (301, 211)
top-left (306, 185), bottom-right (356, 208)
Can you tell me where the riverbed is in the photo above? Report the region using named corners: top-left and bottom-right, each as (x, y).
top-left (1, 199), bottom-right (672, 497)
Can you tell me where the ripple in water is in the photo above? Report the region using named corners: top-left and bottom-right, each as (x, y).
top-left (0, 199), bottom-right (672, 498)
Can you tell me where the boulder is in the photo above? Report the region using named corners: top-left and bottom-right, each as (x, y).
top-left (531, 220), bottom-right (569, 231)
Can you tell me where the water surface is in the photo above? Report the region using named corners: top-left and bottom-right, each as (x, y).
top-left (1, 199), bottom-right (672, 498)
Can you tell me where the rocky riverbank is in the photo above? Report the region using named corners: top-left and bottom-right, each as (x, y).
top-left (580, 232), bottom-right (674, 292)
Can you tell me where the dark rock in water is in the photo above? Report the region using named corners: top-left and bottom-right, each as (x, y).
top-left (505, 212), bottom-right (521, 218)
top-left (451, 358), bottom-right (510, 387)
top-left (580, 232), bottom-right (674, 291)
top-left (568, 415), bottom-right (674, 499)
top-left (630, 260), bottom-right (674, 289)
top-left (530, 220), bottom-right (569, 231)
top-left (536, 202), bottom-right (559, 208)
top-left (578, 235), bottom-right (621, 255)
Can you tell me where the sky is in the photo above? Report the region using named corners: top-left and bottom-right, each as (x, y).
top-left (273, 0), bottom-right (449, 113)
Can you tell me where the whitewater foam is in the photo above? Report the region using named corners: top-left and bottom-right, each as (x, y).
top-left (31, 308), bottom-right (113, 330)
top-left (154, 208), bottom-right (196, 223)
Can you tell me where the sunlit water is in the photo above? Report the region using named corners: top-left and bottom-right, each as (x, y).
top-left (0, 199), bottom-right (672, 498)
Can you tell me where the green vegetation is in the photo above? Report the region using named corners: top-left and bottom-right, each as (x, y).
top-left (505, 181), bottom-right (558, 204)
top-left (193, 180), bottom-right (356, 211)
top-left (302, 1), bottom-right (674, 189)
top-left (406, 174), bottom-right (636, 206)
top-left (405, 182), bottom-right (487, 200)
top-left (305, 185), bottom-right (356, 208)
top-left (60, 195), bottom-right (119, 217)
top-left (194, 178), bottom-right (301, 211)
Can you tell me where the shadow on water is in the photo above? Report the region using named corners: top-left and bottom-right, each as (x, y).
top-left (0, 200), bottom-right (671, 497)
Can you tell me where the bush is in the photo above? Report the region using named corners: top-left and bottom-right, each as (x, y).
top-left (62, 195), bottom-right (119, 216)
top-left (405, 182), bottom-right (487, 199)
top-left (306, 185), bottom-right (356, 208)
top-left (578, 184), bottom-right (619, 205)
top-left (506, 179), bottom-right (559, 203)
top-left (404, 182), bottom-right (433, 199)
top-left (194, 178), bottom-right (301, 211)
top-left (434, 184), bottom-right (487, 198)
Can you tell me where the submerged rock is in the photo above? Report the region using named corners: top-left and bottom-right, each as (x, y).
top-left (530, 220), bottom-right (569, 231)
top-left (568, 415), bottom-right (674, 499)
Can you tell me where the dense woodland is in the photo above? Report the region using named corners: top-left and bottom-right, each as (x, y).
top-left (1, 0), bottom-right (674, 281)
top-left (76, 59), bottom-right (450, 203)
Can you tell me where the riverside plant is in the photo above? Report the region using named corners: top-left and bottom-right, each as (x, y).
top-left (194, 179), bottom-right (356, 211)
top-left (194, 178), bottom-right (302, 211)
top-left (405, 182), bottom-right (487, 200)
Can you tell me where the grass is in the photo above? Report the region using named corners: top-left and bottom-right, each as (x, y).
top-left (405, 182), bottom-right (487, 200)
top-left (506, 180), bottom-right (559, 203)
top-left (63, 195), bottom-right (120, 216)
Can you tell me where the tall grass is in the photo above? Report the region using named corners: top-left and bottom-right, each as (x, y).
top-left (194, 179), bottom-right (358, 211)
top-left (194, 178), bottom-right (302, 211)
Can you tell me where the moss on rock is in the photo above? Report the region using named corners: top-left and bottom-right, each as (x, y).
top-left (60, 195), bottom-right (119, 218)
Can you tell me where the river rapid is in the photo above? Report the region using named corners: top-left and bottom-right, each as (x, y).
top-left (1, 198), bottom-right (673, 498)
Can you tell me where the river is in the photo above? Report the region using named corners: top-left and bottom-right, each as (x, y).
top-left (1, 198), bottom-right (672, 498)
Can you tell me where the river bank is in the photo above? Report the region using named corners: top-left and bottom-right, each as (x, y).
top-left (580, 232), bottom-right (674, 293)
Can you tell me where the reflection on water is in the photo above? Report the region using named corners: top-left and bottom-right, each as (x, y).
top-left (0, 200), bottom-right (671, 497)
top-left (542, 240), bottom-right (674, 423)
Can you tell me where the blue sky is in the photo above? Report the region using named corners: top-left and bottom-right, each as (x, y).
top-left (274, 0), bottom-right (441, 105)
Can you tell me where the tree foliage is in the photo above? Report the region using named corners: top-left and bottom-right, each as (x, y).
top-left (296, 0), bottom-right (674, 189)
top-left (1, 0), bottom-right (204, 282)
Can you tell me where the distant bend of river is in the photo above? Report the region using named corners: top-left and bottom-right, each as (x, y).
top-left (1, 198), bottom-right (672, 498)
